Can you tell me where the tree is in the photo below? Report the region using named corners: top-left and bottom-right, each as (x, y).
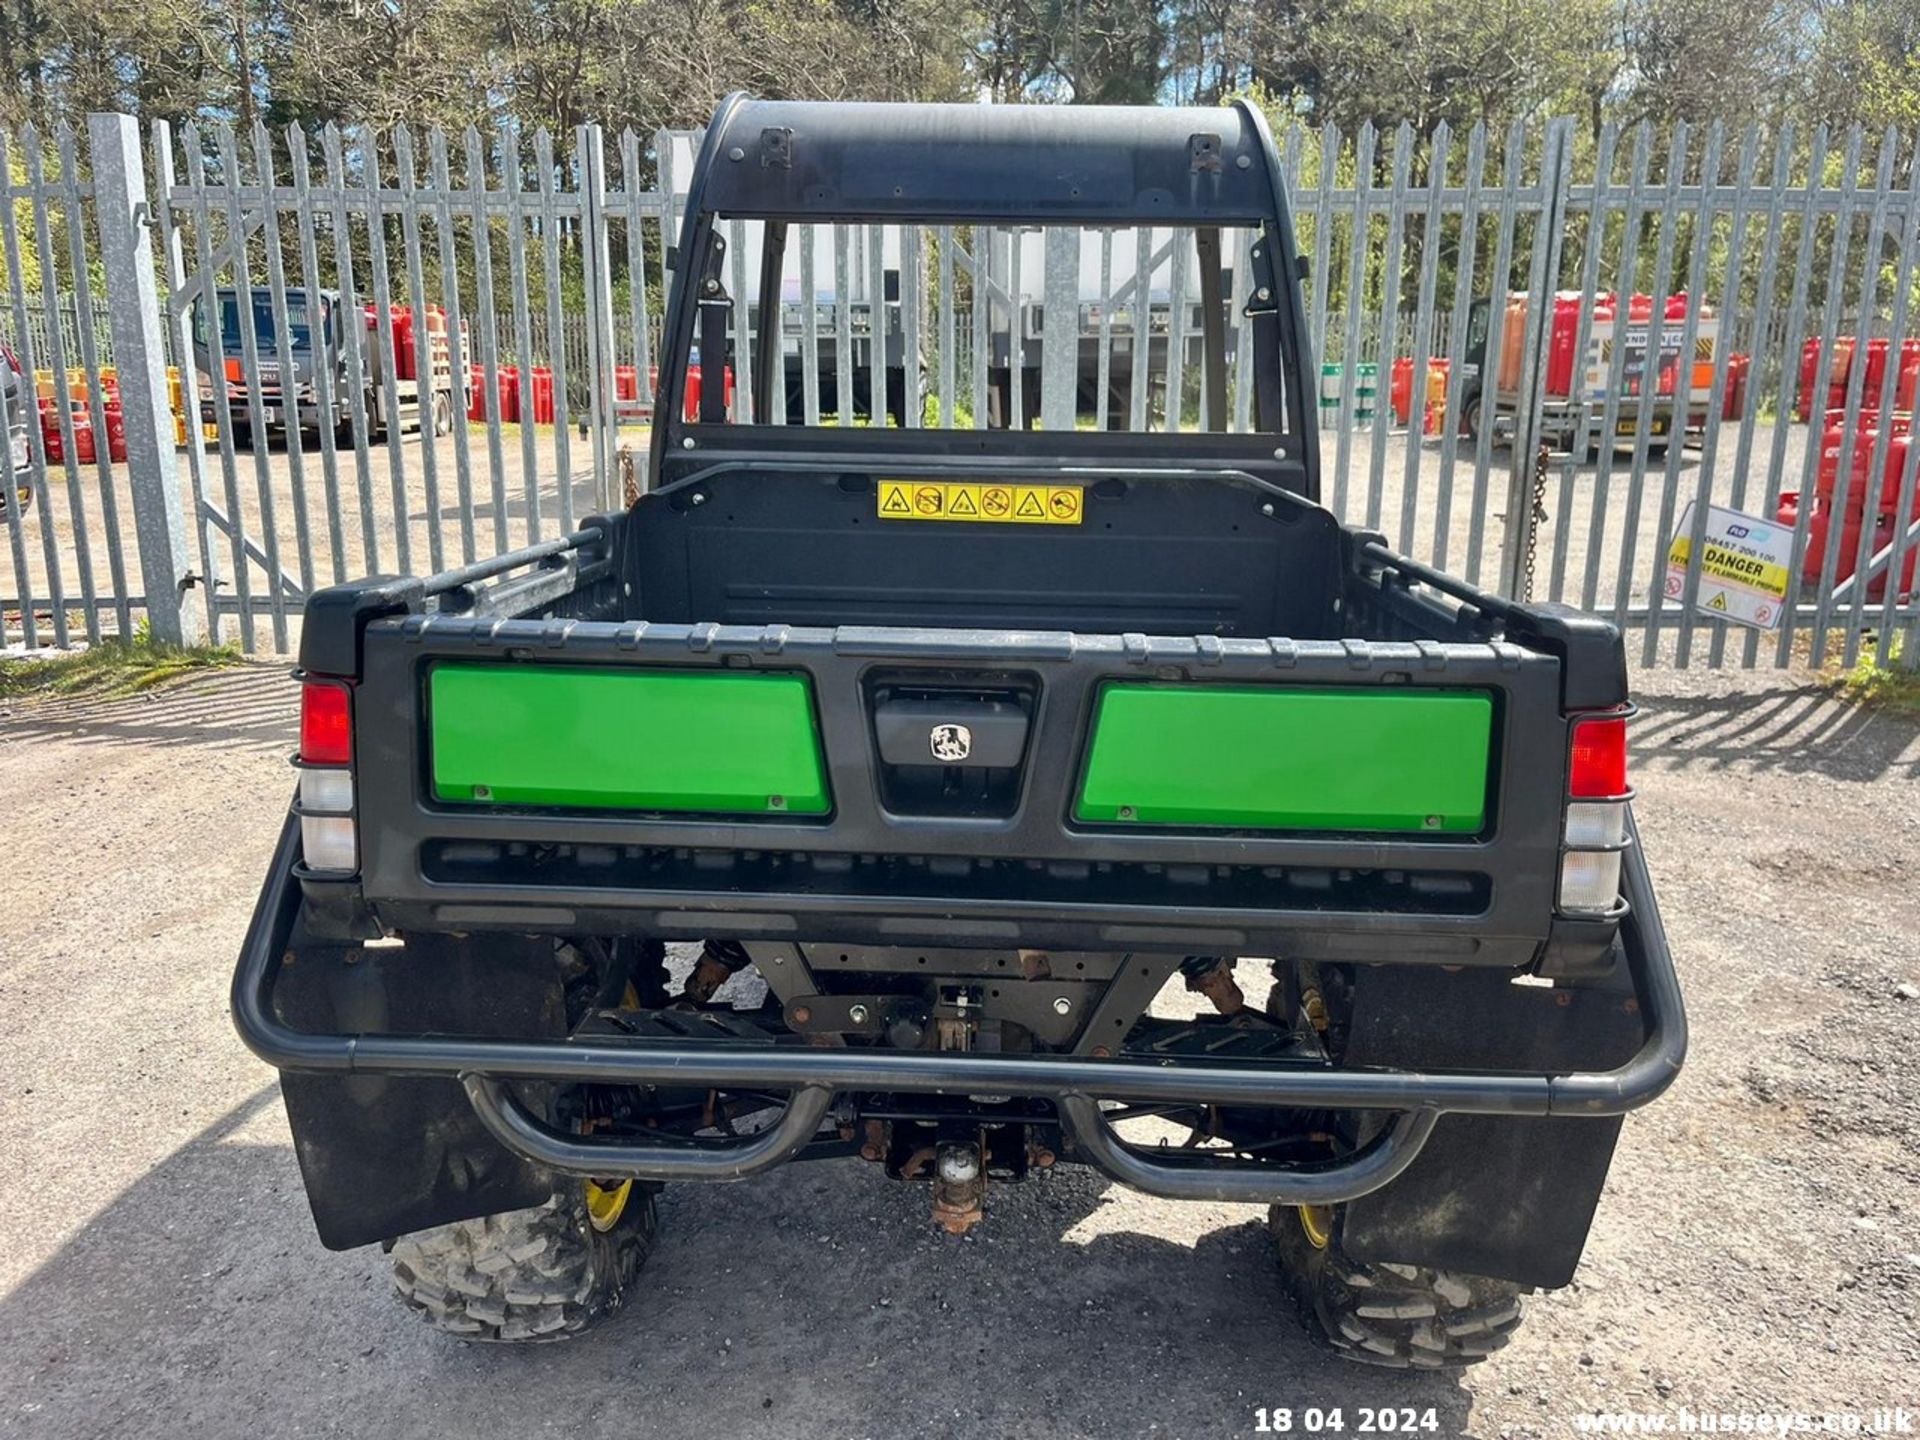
top-left (974, 0), bottom-right (1166, 102)
top-left (1617, 0), bottom-right (1808, 131)
top-left (0, 0), bottom-right (1911, 163)
top-left (1241, 0), bottom-right (1621, 139)
top-left (1804, 0), bottom-right (1920, 134)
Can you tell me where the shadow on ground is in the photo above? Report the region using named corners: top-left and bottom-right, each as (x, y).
top-left (1633, 682), bottom-right (1920, 781)
top-left (0, 665), bottom-right (294, 756)
top-left (0, 1089), bottom-right (1482, 1439)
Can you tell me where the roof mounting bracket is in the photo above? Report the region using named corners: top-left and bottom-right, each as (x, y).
top-left (760, 126), bottom-right (793, 169)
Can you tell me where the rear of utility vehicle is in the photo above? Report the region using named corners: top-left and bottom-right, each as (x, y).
top-left (236, 96), bottom-right (1683, 1366)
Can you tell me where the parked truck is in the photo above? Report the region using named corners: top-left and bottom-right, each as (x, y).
top-left (1457, 291), bottom-right (1719, 456)
top-left (194, 287), bottom-right (463, 446)
top-left (236, 97), bottom-right (1684, 1367)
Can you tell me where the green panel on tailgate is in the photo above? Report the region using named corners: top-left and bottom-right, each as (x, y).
top-left (1075, 684), bottom-right (1493, 832)
top-left (430, 665), bottom-right (829, 814)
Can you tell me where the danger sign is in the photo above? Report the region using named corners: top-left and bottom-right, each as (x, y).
top-left (1665, 502), bottom-right (1793, 631)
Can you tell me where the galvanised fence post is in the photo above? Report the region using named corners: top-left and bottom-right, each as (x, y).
top-left (89, 111), bottom-right (203, 646)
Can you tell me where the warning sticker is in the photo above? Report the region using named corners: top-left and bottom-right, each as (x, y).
top-left (875, 480), bottom-right (1083, 525)
top-left (1664, 501), bottom-right (1794, 631)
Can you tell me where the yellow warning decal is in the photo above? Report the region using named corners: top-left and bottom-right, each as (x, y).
top-left (1667, 535), bottom-right (1791, 594)
top-left (875, 480), bottom-right (1082, 525)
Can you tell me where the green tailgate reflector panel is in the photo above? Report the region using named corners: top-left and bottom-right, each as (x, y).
top-left (1075, 685), bottom-right (1493, 832)
top-left (430, 665), bottom-right (829, 815)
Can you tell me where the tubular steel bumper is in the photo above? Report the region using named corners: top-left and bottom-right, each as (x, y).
top-left (233, 812), bottom-right (1685, 1204)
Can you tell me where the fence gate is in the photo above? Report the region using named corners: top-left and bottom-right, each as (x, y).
top-left (1, 111), bottom-right (1916, 672)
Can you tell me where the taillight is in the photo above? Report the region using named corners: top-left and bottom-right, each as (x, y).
top-left (1559, 711), bottom-right (1631, 916)
top-left (296, 677), bottom-right (356, 874)
top-left (1568, 714), bottom-right (1627, 798)
top-left (300, 681), bottom-right (353, 764)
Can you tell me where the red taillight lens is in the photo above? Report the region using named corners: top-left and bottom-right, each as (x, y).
top-left (1568, 714), bottom-right (1628, 798)
top-left (300, 680), bottom-right (353, 765)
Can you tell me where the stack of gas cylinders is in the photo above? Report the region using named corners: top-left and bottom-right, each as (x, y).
top-left (36, 369), bottom-right (127, 466)
top-left (1794, 339), bottom-right (1920, 423)
top-left (1776, 409), bottom-right (1916, 600)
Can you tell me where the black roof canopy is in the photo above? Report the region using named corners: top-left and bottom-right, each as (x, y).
top-left (694, 95), bottom-right (1287, 227)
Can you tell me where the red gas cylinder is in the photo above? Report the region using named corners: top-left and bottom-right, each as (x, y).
top-left (529, 368), bottom-right (555, 425)
top-left (1900, 341), bottom-right (1920, 413)
top-left (615, 366), bottom-right (638, 402)
top-left (104, 398), bottom-right (126, 463)
top-left (40, 399), bottom-right (95, 465)
top-left (1389, 357), bottom-right (1415, 426)
top-left (1816, 410), bottom-right (1914, 506)
top-left (392, 307), bottom-right (417, 380)
top-left (1797, 339), bottom-right (1821, 421)
top-left (643, 365), bottom-right (737, 423)
top-left (1826, 338), bottom-right (1856, 415)
top-left (1863, 338), bottom-right (1889, 400)
top-left (468, 364), bottom-right (517, 423)
top-left (1545, 292), bottom-right (1586, 398)
top-left (1723, 354), bottom-right (1751, 420)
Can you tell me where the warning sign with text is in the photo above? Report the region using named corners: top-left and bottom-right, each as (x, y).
top-left (1664, 501), bottom-right (1793, 631)
top-left (875, 480), bottom-right (1083, 526)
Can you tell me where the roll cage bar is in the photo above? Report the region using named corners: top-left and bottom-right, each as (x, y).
top-left (646, 94), bottom-right (1322, 494)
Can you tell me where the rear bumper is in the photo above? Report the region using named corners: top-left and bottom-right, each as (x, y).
top-left (202, 399), bottom-right (328, 430)
top-left (234, 808), bottom-right (1685, 1205)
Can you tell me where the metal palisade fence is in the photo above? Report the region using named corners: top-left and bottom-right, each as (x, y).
top-left (0, 111), bottom-right (1915, 671)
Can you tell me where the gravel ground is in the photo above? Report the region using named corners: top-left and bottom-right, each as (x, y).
top-left (0, 660), bottom-right (1916, 1439)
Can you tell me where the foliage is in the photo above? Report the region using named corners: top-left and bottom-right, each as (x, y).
top-left (0, 0), bottom-right (1914, 352)
top-left (1237, 0), bottom-right (1619, 137)
top-left (0, 626), bottom-right (245, 699)
top-left (1825, 634), bottom-right (1920, 714)
top-left (0, 0), bottom-right (1911, 153)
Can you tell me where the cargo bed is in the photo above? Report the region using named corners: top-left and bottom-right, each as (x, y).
top-left (292, 461), bottom-right (1625, 971)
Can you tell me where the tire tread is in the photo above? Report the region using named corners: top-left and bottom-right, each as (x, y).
top-left (1268, 1205), bottom-right (1529, 1370)
top-left (389, 1190), bottom-right (655, 1343)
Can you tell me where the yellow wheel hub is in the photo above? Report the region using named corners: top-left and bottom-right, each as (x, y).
top-left (584, 1178), bottom-right (634, 1233)
top-left (1297, 1203), bottom-right (1334, 1250)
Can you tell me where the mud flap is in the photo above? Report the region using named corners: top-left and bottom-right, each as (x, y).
top-left (272, 933), bottom-right (564, 1250)
top-left (1337, 960), bottom-right (1645, 1289)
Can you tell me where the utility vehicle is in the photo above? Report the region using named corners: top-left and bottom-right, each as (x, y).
top-left (236, 96), bottom-right (1684, 1366)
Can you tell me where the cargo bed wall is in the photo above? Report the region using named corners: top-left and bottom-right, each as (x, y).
top-left (341, 604), bottom-right (1575, 967)
top-left (620, 468), bottom-right (1349, 637)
